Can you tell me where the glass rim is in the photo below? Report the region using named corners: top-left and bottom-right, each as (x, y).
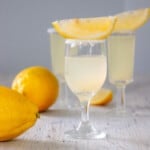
top-left (65, 39), bottom-right (106, 45)
top-left (47, 28), bottom-right (57, 34)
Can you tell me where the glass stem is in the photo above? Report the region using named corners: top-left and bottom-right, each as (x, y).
top-left (80, 100), bottom-right (90, 123)
top-left (77, 97), bottom-right (96, 132)
top-left (116, 84), bottom-right (126, 112)
top-left (58, 80), bottom-right (66, 107)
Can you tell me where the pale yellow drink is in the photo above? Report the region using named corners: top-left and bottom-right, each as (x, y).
top-left (49, 29), bottom-right (65, 80)
top-left (107, 32), bottom-right (135, 84)
top-left (65, 55), bottom-right (107, 102)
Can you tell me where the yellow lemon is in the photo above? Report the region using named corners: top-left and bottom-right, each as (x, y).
top-left (52, 16), bottom-right (117, 40)
top-left (91, 88), bottom-right (113, 105)
top-left (0, 86), bottom-right (38, 141)
top-left (114, 8), bottom-right (150, 32)
top-left (12, 66), bottom-right (59, 112)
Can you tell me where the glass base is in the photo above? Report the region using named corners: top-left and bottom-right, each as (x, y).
top-left (65, 121), bottom-right (106, 140)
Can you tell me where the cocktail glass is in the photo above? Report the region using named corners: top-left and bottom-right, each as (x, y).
top-left (64, 39), bottom-right (107, 139)
top-left (107, 32), bottom-right (135, 115)
top-left (48, 28), bottom-right (79, 109)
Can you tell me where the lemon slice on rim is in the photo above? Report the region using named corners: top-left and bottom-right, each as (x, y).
top-left (114, 8), bottom-right (150, 32)
top-left (52, 17), bottom-right (117, 40)
top-left (90, 88), bottom-right (113, 105)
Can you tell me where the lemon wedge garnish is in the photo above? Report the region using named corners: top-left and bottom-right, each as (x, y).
top-left (52, 17), bottom-right (117, 40)
top-left (90, 88), bottom-right (113, 105)
top-left (114, 8), bottom-right (150, 32)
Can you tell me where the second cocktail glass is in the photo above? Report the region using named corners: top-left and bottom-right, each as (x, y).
top-left (107, 32), bottom-right (135, 114)
top-left (64, 39), bottom-right (107, 139)
top-left (48, 28), bottom-right (79, 109)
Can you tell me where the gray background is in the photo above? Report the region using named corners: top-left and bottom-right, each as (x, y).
top-left (0, 0), bottom-right (150, 75)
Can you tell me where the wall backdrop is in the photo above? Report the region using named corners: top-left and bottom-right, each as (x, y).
top-left (0, 0), bottom-right (149, 75)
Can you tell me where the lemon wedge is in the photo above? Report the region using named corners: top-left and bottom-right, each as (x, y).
top-left (90, 88), bottom-right (113, 105)
top-left (52, 17), bottom-right (117, 40)
top-left (114, 8), bottom-right (150, 32)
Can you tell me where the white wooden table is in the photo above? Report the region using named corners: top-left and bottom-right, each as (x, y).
top-left (0, 74), bottom-right (150, 150)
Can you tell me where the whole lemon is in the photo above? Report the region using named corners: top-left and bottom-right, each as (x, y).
top-left (12, 66), bottom-right (59, 112)
top-left (0, 86), bottom-right (38, 141)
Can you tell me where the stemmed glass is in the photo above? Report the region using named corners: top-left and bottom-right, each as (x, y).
top-left (64, 39), bottom-right (107, 139)
top-left (48, 28), bottom-right (79, 109)
top-left (107, 32), bottom-right (135, 115)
